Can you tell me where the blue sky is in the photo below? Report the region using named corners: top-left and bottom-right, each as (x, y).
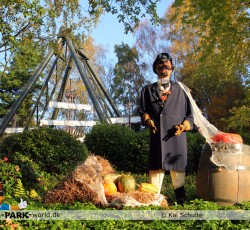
top-left (91, 0), bottom-right (173, 61)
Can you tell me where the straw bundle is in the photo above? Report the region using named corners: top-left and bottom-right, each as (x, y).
top-left (106, 191), bottom-right (168, 208)
top-left (43, 155), bottom-right (168, 208)
top-left (43, 155), bottom-right (114, 206)
top-left (43, 177), bottom-right (101, 206)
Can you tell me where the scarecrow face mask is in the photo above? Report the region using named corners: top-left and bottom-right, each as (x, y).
top-left (157, 59), bottom-right (172, 78)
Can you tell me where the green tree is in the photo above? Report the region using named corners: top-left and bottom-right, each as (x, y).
top-left (0, 34), bottom-right (44, 125)
top-left (0, 0), bottom-right (161, 74)
top-left (163, 0), bottom-right (250, 132)
top-left (226, 85), bottom-right (250, 143)
top-left (111, 43), bottom-right (144, 115)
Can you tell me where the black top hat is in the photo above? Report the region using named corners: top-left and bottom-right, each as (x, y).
top-left (153, 53), bottom-right (174, 74)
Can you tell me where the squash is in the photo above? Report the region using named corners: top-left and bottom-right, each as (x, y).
top-left (117, 174), bottom-right (136, 193)
top-left (212, 133), bottom-right (243, 144)
top-left (138, 183), bottom-right (158, 194)
top-left (102, 180), bottom-right (117, 196)
top-left (103, 174), bottom-right (121, 184)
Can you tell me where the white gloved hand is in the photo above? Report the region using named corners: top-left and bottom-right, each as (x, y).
top-left (18, 198), bottom-right (27, 209)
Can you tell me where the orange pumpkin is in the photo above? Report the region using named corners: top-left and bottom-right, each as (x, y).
top-left (212, 133), bottom-right (243, 144)
top-left (102, 180), bottom-right (117, 196)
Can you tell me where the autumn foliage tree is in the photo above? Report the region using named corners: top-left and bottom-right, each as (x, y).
top-left (162, 0), bottom-right (250, 138)
top-left (134, 20), bottom-right (173, 82)
top-left (111, 43), bottom-right (145, 115)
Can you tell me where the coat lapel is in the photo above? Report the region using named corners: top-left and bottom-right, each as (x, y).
top-left (150, 82), bottom-right (160, 101)
top-left (150, 82), bottom-right (165, 112)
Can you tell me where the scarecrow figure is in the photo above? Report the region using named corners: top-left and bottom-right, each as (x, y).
top-left (139, 53), bottom-right (194, 204)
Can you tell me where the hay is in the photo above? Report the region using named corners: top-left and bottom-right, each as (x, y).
top-left (43, 155), bottom-right (114, 206)
top-left (95, 155), bottom-right (115, 176)
top-left (43, 177), bottom-right (101, 206)
top-left (43, 155), bottom-right (168, 209)
top-left (72, 155), bottom-right (115, 184)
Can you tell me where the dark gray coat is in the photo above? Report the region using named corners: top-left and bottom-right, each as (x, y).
top-left (139, 81), bottom-right (194, 172)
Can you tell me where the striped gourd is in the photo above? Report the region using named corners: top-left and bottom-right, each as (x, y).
top-left (117, 174), bottom-right (136, 193)
top-left (138, 183), bottom-right (158, 194)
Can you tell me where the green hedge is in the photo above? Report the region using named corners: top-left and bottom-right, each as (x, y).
top-left (186, 130), bottom-right (206, 173)
top-left (84, 123), bottom-right (150, 173)
top-left (0, 127), bottom-right (88, 175)
top-left (84, 123), bottom-right (205, 174)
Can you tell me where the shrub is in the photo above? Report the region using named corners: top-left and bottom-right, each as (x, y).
top-left (85, 123), bottom-right (150, 173)
top-left (186, 130), bottom-right (206, 173)
top-left (126, 130), bottom-right (150, 173)
top-left (85, 124), bottom-right (206, 174)
top-left (0, 127), bottom-right (88, 175)
top-left (0, 158), bottom-right (22, 196)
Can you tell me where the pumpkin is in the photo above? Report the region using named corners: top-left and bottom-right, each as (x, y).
top-left (103, 174), bottom-right (121, 184)
top-left (138, 183), bottom-right (158, 194)
top-left (212, 133), bottom-right (243, 144)
top-left (102, 180), bottom-right (117, 196)
top-left (117, 174), bottom-right (136, 193)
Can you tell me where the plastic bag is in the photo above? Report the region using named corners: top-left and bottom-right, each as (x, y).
top-left (178, 82), bottom-right (247, 170)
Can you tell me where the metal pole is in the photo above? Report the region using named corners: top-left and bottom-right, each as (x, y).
top-left (77, 49), bottom-right (121, 117)
top-left (52, 55), bottom-right (73, 120)
top-left (0, 38), bottom-right (62, 135)
top-left (81, 64), bottom-right (112, 122)
top-left (24, 57), bottom-right (59, 129)
top-left (36, 105), bottom-right (39, 126)
top-left (39, 61), bottom-right (67, 121)
top-left (64, 37), bottom-right (107, 122)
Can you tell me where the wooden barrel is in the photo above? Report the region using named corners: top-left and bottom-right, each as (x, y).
top-left (196, 144), bottom-right (250, 204)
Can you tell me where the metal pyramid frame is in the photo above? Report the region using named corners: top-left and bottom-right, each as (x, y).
top-left (0, 27), bottom-right (140, 135)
